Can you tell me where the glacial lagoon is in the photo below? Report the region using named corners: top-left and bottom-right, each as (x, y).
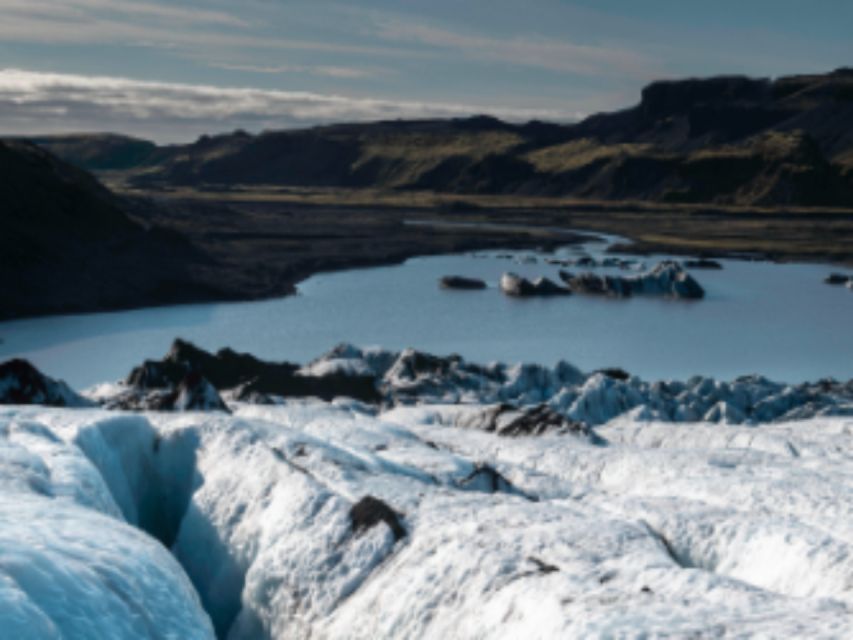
top-left (2, 234), bottom-right (851, 389)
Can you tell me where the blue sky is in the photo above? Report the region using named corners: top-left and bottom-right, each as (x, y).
top-left (0, 0), bottom-right (850, 141)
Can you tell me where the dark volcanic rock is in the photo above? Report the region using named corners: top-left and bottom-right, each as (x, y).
top-left (666, 268), bottom-right (705, 299)
top-left (825, 273), bottom-right (852, 285)
top-left (439, 275), bottom-right (487, 290)
top-left (230, 381), bottom-right (277, 405)
top-left (457, 463), bottom-right (534, 500)
top-left (684, 258), bottom-right (723, 270)
top-left (105, 372), bottom-right (229, 413)
top-left (125, 339), bottom-right (381, 404)
top-left (500, 272), bottom-right (570, 297)
top-left (0, 359), bottom-right (92, 407)
top-left (126, 358), bottom-right (190, 390)
top-left (497, 404), bottom-right (593, 438)
top-left (172, 372), bottom-right (230, 412)
top-left (167, 339), bottom-right (301, 389)
top-left (0, 140), bottom-right (224, 321)
top-left (560, 271), bottom-right (609, 295)
top-left (499, 272), bottom-right (530, 296)
top-left (276, 344), bottom-right (853, 428)
top-left (597, 368), bottom-right (631, 381)
top-left (456, 402), bottom-right (595, 439)
top-left (103, 389), bottom-right (167, 412)
top-left (390, 350), bottom-right (467, 380)
top-left (350, 496), bottom-right (406, 541)
top-left (527, 557), bottom-right (560, 575)
top-left (561, 261), bottom-right (704, 300)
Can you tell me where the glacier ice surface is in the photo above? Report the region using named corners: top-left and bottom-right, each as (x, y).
top-left (0, 399), bottom-right (851, 639)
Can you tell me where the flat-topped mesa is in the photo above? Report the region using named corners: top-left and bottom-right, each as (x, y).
top-left (639, 76), bottom-right (773, 120)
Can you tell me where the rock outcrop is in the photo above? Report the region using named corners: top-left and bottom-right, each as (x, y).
top-left (454, 403), bottom-right (595, 439)
top-left (500, 272), bottom-right (570, 297)
top-left (439, 275), bottom-right (487, 290)
top-left (103, 371), bottom-right (229, 413)
top-left (560, 261), bottom-right (705, 299)
top-left (6, 341), bottom-right (853, 438)
top-left (349, 496), bottom-right (406, 541)
top-left (0, 359), bottom-right (93, 407)
top-left (173, 373), bottom-right (230, 412)
top-left (683, 258), bottom-right (723, 270)
top-left (825, 273), bottom-right (852, 286)
top-left (301, 344), bottom-right (853, 429)
top-left (124, 339), bottom-right (381, 405)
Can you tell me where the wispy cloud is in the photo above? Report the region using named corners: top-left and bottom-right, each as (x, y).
top-left (211, 62), bottom-right (390, 80)
top-left (0, 0), bottom-right (413, 57)
top-left (0, 0), bottom-right (249, 28)
top-left (371, 15), bottom-right (662, 78)
top-left (0, 69), bottom-right (582, 142)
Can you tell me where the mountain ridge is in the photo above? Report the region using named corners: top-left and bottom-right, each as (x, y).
top-left (33, 69), bottom-right (853, 208)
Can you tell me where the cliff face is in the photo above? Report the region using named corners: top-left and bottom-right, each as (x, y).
top-left (33, 69), bottom-right (853, 207)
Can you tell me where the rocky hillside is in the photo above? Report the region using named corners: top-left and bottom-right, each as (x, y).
top-left (0, 140), bottom-right (224, 320)
top-left (36, 69), bottom-right (853, 207)
top-left (28, 133), bottom-right (159, 171)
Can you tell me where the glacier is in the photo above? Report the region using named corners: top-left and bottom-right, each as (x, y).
top-left (1, 395), bottom-right (851, 638)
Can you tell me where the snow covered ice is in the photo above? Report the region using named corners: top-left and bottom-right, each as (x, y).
top-left (0, 415), bottom-right (213, 639)
top-left (1, 391), bottom-right (852, 638)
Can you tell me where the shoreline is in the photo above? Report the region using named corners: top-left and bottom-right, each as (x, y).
top-left (7, 188), bottom-right (853, 322)
top-left (0, 224), bottom-right (594, 323)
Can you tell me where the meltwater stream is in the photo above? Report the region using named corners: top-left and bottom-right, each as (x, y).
top-left (1, 234), bottom-right (851, 389)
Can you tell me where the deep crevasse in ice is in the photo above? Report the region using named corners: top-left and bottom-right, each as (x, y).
top-left (1, 402), bottom-right (852, 639)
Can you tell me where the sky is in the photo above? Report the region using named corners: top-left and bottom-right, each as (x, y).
top-left (0, 0), bottom-right (850, 142)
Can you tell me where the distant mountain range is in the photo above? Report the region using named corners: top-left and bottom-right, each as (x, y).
top-left (33, 69), bottom-right (853, 207)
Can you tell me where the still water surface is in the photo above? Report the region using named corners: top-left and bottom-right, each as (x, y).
top-left (1, 235), bottom-right (850, 389)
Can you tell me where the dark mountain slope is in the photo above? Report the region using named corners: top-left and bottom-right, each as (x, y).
top-left (0, 140), bottom-right (224, 319)
top-left (3, 140), bottom-right (592, 321)
top-left (27, 133), bottom-right (159, 171)
top-left (34, 69), bottom-right (853, 207)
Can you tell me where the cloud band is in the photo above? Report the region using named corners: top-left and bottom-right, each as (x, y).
top-left (0, 68), bottom-right (580, 142)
